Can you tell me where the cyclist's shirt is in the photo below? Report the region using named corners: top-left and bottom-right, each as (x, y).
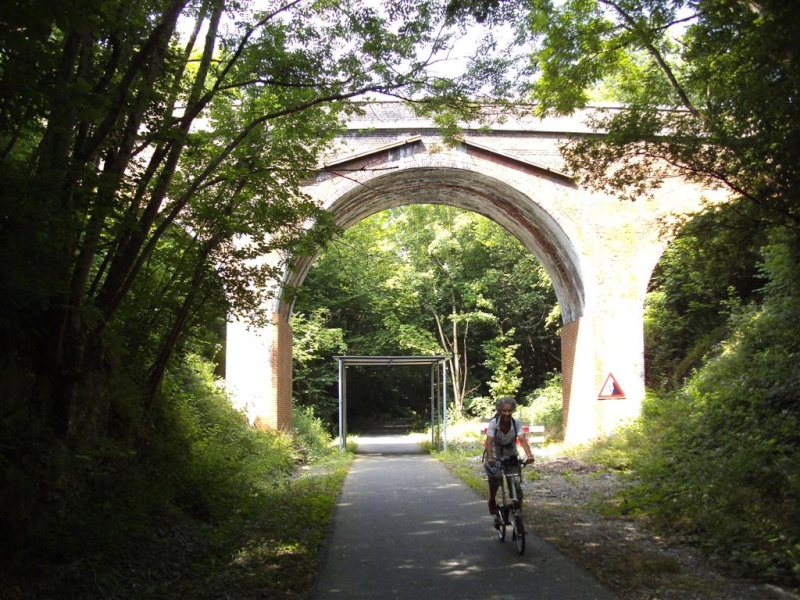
top-left (487, 417), bottom-right (521, 460)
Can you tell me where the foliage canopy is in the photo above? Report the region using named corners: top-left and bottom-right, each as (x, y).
top-left (0, 0), bottom-right (498, 586)
top-left (443, 0), bottom-right (800, 585)
top-left (293, 205), bottom-right (560, 426)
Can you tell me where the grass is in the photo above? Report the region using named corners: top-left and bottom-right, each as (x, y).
top-left (431, 444), bottom-right (486, 494)
top-left (429, 431), bottom-right (798, 600)
top-left (1, 450), bottom-right (354, 600)
top-left (164, 452), bottom-right (353, 599)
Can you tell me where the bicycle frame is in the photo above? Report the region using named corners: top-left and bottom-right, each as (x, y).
top-left (498, 460), bottom-right (524, 517)
top-left (493, 457), bottom-right (527, 554)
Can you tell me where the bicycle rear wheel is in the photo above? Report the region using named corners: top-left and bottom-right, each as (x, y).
top-left (513, 514), bottom-right (525, 554)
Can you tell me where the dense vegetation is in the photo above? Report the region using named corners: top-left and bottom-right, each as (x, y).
top-left (2, 353), bottom-right (352, 599)
top-left (619, 217), bottom-right (800, 584)
top-left (0, 0), bottom-right (492, 595)
top-left (292, 205), bottom-right (560, 428)
top-left (3, 0), bottom-right (800, 594)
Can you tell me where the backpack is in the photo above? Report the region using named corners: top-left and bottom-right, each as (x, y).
top-left (482, 414), bottom-right (519, 462)
top-left (493, 413), bottom-right (519, 445)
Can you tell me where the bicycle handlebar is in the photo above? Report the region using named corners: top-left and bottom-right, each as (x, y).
top-left (497, 456), bottom-right (533, 467)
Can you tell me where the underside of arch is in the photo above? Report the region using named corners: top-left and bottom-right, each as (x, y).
top-left (279, 167), bottom-right (585, 323)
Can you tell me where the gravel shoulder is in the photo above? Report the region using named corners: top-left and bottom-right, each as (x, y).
top-left (467, 454), bottom-right (800, 600)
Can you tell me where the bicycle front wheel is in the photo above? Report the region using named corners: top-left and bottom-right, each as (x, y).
top-left (494, 512), bottom-right (506, 541)
top-left (513, 514), bottom-right (525, 555)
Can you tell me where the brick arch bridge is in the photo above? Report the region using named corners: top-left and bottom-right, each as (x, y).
top-left (225, 103), bottom-right (725, 442)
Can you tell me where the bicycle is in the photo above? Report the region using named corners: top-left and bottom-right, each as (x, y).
top-left (491, 456), bottom-right (528, 555)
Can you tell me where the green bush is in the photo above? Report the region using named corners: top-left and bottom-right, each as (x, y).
top-left (623, 230), bottom-right (800, 585)
top-left (161, 354), bottom-right (297, 520)
top-left (463, 395), bottom-right (496, 419)
top-left (292, 405), bottom-right (336, 461)
top-left (1, 351), bottom-right (353, 598)
top-left (523, 372), bottom-right (564, 442)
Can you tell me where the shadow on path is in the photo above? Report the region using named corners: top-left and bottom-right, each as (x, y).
top-left (311, 431), bottom-right (620, 600)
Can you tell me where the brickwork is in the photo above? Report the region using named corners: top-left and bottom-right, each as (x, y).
top-left (272, 312), bottom-right (294, 431)
top-left (227, 102), bottom-right (728, 442)
top-left (560, 319), bottom-right (579, 435)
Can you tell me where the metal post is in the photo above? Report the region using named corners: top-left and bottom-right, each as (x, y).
top-left (442, 360), bottom-right (448, 451)
top-left (338, 358), bottom-right (345, 453)
top-left (430, 363), bottom-right (435, 448)
top-left (439, 364), bottom-right (443, 449)
top-left (343, 365), bottom-right (348, 449)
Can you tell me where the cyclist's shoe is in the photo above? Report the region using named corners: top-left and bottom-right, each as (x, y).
top-left (488, 498), bottom-right (497, 514)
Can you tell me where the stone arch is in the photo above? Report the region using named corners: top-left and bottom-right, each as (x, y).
top-left (278, 167), bottom-right (584, 325)
top-left (265, 148), bottom-right (605, 441)
top-left (225, 106), bottom-right (723, 441)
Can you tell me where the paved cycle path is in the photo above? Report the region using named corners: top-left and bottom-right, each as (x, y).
top-left (310, 432), bottom-right (620, 600)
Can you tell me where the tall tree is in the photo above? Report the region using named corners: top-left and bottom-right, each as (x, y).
top-left (0, 0), bottom-right (495, 526)
top-left (447, 0), bottom-right (800, 224)
top-left (0, 0), bottom-right (471, 437)
top-left (294, 205), bottom-right (559, 420)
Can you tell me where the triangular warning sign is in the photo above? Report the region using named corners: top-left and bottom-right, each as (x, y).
top-left (598, 373), bottom-right (625, 399)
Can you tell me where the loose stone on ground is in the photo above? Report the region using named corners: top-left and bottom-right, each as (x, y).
top-left (465, 453), bottom-right (799, 600)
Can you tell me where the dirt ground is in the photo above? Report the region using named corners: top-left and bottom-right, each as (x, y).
top-left (473, 455), bottom-right (800, 600)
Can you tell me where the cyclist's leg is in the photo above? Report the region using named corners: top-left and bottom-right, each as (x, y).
top-left (508, 465), bottom-right (523, 506)
top-left (485, 465), bottom-right (500, 514)
top-left (488, 479), bottom-right (499, 514)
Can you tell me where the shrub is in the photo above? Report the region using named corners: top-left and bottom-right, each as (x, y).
top-left (162, 354), bottom-right (297, 520)
top-left (624, 230), bottom-right (800, 585)
top-left (463, 395), bottom-right (496, 419)
top-left (292, 405), bottom-right (336, 461)
top-left (523, 372), bottom-right (564, 442)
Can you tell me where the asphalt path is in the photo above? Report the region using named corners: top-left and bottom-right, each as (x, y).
top-left (310, 429), bottom-right (621, 600)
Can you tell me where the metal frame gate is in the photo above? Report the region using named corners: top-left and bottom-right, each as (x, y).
top-left (334, 355), bottom-right (448, 453)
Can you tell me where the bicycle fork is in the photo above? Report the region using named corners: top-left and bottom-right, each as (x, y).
top-left (505, 472), bottom-right (521, 518)
top-left (494, 470), bottom-right (526, 554)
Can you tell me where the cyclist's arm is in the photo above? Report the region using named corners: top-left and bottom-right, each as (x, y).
top-left (485, 421), bottom-right (497, 464)
top-left (518, 428), bottom-right (534, 463)
top-left (485, 435), bottom-right (497, 463)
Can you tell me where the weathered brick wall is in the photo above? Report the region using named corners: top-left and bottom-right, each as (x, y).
top-left (560, 319), bottom-right (579, 436)
top-left (272, 312), bottom-right (293, 431)
top-left (230, 102), bottom-right (728, 442)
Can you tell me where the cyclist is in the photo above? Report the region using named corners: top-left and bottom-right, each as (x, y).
top-left (484, 396), bottom-right (534, 515)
